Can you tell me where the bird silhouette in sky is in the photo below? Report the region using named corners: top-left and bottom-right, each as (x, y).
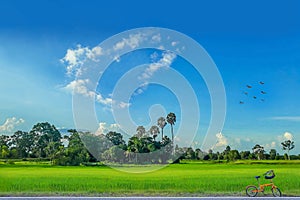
top-left (240, 81), bottom-right (267, 105)
top-left (261, 91), bottom-right (267, 94)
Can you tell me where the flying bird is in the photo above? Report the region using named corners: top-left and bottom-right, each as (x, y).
top-left (253, 96), bottom-right (257, 99)
top-left (244, 91), bottom-right (248, 95)
top-left (261, 91), bottom-right (267, 94)
top-left (246, 85), bottom-right (252, 88)
top-left (239, 101), bottom-right (244, 104)
top-left (259, 81), bottom-right (265, 85)
top-left (261, 99), bottom-right (265, 102)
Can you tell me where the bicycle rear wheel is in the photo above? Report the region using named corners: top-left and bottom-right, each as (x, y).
top-left (272, 187), bottom-right (282, 197)
top-left (246, 185), bottom-right (258, 197)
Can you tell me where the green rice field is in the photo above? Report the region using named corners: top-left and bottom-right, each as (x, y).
top-left (0, 160), bottom-right (299, 196)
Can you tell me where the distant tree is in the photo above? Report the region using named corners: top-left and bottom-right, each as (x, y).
top-left (252, 144), bottom-right (265, 160)
top-left (0, 135), bottom-right (9, 147)
top-left (102, 146), bottom-right (125, 163)
top-left (185, 147), bottom-right (196, 160)
top-left (136, 126), bottom-right (146, 139)
top-left (105, 131), bottom-right (125, 146)
top-left (157, 117), bottom-right (167, 141)
top-left (222, 145), bottom-right (231, 161)
top-left (64, 130), bottom-right (90, 165)
top-left (195, 148), bottom-right (205, 160)
top-left (166, 112), bottom-right (176, 142)
top-left (45, 141), bottom-right (63, 164)
top-left (10, 131), bottom-right (35, 158)
top-left (228, 150), bottom-right (241, 161)
top-left (30, 122), bottom-right (62, 158)
top-left (281, 140), bottom-right (295, 160)
top-left (149, 125), bottom-right (160, 141)
top-left (269, 149), bottom-right (277, 160)
top-left (240, 151), bottom-right (251, 160)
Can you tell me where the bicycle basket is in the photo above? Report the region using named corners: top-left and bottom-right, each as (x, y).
top-left (264, 170), bottom-right (275, 179)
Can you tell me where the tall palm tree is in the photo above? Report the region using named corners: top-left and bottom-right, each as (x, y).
top-left (149, 125), bottom-right (160, 141)
top-left (166, 112), bottom-right (176, 142)
top-left (136, 126), bottom-right (146, 139)
top-left (157, 117), bottom-right (167, 141)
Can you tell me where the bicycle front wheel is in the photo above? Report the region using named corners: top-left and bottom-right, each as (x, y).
top-left (246, 185), bottom-right (258, 197)
top-left (272, 187), bottom-right (282, 197)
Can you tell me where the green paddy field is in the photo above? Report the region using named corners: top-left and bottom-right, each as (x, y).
top-left (0, 160), bottom-right (299, 196)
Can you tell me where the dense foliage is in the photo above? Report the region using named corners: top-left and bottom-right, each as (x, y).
top-left (0, 118), bottom-right (298, 165)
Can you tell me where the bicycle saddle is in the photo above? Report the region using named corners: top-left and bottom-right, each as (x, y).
top-left (255, 176), bottom-right (260, 179)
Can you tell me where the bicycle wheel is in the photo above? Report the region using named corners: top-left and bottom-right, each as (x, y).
top-left (272, 187), bottom-right (282, 197)
top-left (246, 185), bottom-right (258, 197)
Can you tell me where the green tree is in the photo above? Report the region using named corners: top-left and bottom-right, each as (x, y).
top-left (30, 122), bottom-right (62, 158)
top-left (64, 130), bottom-right (90, 165)
top-left (228, 150), bottom-right (241, 161)
top-left (10, 131), bottom-right (35, 158)
top-left (281, 140), bottom-right (295, 160)
top-left (240, 151), bottom-right (251, 160)
top-left (105, 131), bottom-right (125, 146)
top-left (252, 144), bottom-right (265, 160)
top-left (166, 112), bottom-right (176, 142)
top-left (269, 149), bottom-right (277, 160)
top-left (157, 117), bottom-right (167, 141)
top-left (45, 141), bottom-right (64, 164)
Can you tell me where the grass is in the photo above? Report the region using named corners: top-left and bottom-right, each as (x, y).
top-left (0, 161), bottom-right (299, 196)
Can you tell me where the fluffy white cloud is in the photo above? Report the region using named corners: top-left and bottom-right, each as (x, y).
top-left (63, 79), bottom-right (130, 109)
top-left (95, 122), bottom-right (121, 135)
top-left (151, 34), bottom-right (161, 43)
top-left (171, 41), bottom-right (178, 46)
top-left (60, 45), bottom-right (103, 76)
top-left (0, 117), bottom-right (25, 132)
top-left (139, 51), bottom-right (176, 80)
top-left (265, 141), bottom-right (276, 150)
top-left (113, 33), bottom-right (143, 51)
top-left (215, 132), bottom-right (228, 148)
top-left (63, 79), bottom-right (94, 97)
top-left (283, 132), bottom-right (293, 140)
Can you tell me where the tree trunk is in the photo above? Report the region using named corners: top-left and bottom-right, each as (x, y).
top-left (171, 124), bottom-right (174, 142)
top-left (161, 128), bottom-right (164, 141)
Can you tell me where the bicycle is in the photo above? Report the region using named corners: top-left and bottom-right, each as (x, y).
top-left (246, 170), bottom-right (282, 197)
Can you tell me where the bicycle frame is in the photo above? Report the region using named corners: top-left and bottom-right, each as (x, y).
top-left (254, 177), bottom-right (278, 192)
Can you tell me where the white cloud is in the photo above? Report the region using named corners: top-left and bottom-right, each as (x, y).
top-left (63, 79), bottom-right (94, 97)
top-left (265, 141), bottom-right (276, 150)
top-left (171, 41), bottom-right (178, 46)
top-left (113, 33), bottom-right (143, 51)
top-left (152, 34), bottom-right (161, 43)
top-left (0, 117), bottom-right (25, 132)
top-left (283, 132), bottom-right (293, 140)
top-left (63, 79), bottom-right (130, 109)
top-left (60, 45), bottom-right (103, 76)
top-left (95, 93), bottom-right (113, 106)
top-left (95, 122), bottom-right (122, 135)
top-left (139, 51), bottom-right (176, 80)
top-left (118, 101), bottom-right (131, 109)
top-left (215, 132), bottom-right (228, 148)
top-left (268, 116), bottom-right (300, 122)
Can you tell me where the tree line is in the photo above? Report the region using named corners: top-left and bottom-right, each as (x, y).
top-left (0, 114), bottom-right (298, 165)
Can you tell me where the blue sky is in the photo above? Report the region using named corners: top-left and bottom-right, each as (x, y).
top-left (0, 0), bottom-right (299, 153)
